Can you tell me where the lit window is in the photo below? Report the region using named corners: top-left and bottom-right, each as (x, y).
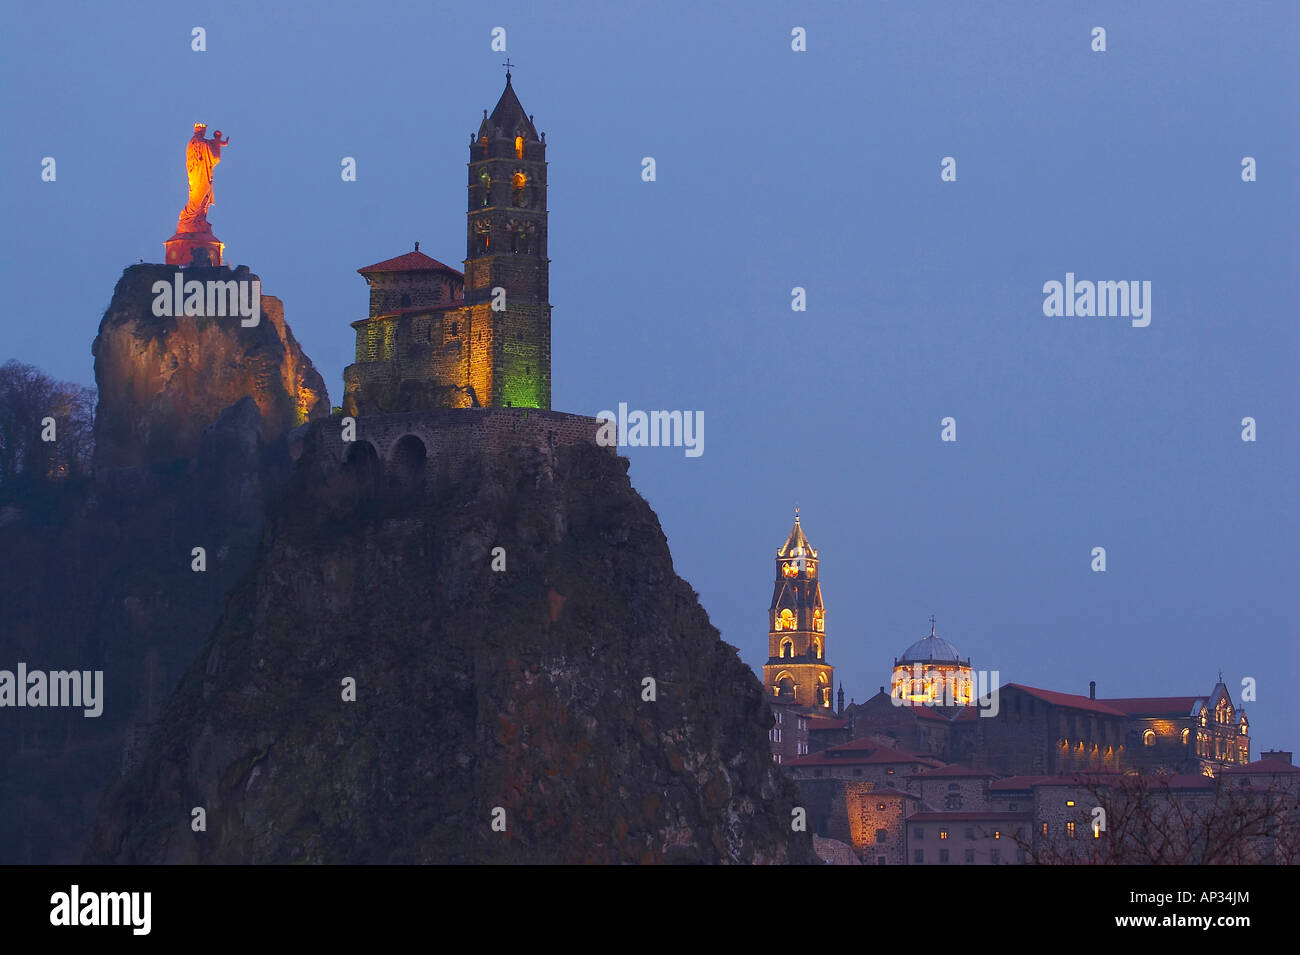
top-left (1182, 728), bottom-right (1191, 745)
top-left (515, 135), bottom-right (524, 158)
top-left (1066, 800), bottom-right (1075, 807)
top-left (993, 831), bottom-right (1001, 840)
top-left (1041, 822), bottom-right (1048, 836)
top-left (1143, 729), bottom-right (1156, 746)
top-left (939, 830), bottom-right (949, 840)
top-left (1067, 821), bottom-right (1076, 839)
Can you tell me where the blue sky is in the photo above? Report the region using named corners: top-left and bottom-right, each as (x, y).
top-left (2, 1), bottom-right (1296, 748)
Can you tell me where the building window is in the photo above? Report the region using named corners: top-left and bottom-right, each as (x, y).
top-left (1182, 728), bottom-right (1191, 745)
top-left (797, 742), bottom-right (808, 756)
top-left (877, 803), bottom-right (886, 811)
top-left (939, 849), bottom-right (949, 863)
top-left (780, 639), bottom-right (792, 658)
top-left (990, 849), bottom-right (1000, 864)
top-left (964, 849), bottom-right (975, 863)
top-left (772, 754), bottom-right (780, 764)
top-left (993, 831), bottom-right (1001, 840)
top-left (948, 783), bottom-right (960, 791)
top-left (913, 828), bottom-right (924, 840)
top-left (913, 850), bottom-right (924, 864)
top-left (853, 769), bottom-right (861, 776)
top-left (886, 768), bottom-right (895, 775)
top-left (965, 827), bottom-right (975, 840)
top-left (1066, 821), bottom-right (1076, 838)
top-left (1042, 821), bottom-right (1048, 836)
top-left (1066, 800), bottom-right (1075, 807)
top-left (876, 829), bottom-right (887, 844)
top-left (939, 830), bottom-right (949, 840)
top-left (515, 135), bottom-right (524, 159)
top-left (769, 728), bottom-right (781, 743)
top-left (1143, 729), bottom-right (1156, 747)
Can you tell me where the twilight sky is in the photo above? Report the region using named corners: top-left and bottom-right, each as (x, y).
top-left (2, 1), bottom-right (1296, 747)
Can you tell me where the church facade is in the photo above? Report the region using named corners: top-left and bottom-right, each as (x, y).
top-left (344, 73), bottom-right (551, 416)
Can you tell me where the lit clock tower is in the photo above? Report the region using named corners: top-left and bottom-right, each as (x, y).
top-left (763, 511), bottom-right (833, 710)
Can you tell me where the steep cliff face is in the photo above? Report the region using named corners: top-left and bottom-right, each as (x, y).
top-left (86, 434), bottom-right (814, 864)
top-left (91, 264), bottom-right (330, 473)
top-left (0, 397), bottom-right (287, 863)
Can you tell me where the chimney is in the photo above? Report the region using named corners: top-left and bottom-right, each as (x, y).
top-left (1089, 681), bottom-right (1096, 700)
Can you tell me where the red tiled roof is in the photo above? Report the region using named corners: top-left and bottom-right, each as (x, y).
top-left (1223, 759), bottom-right (1300, 775)
top-left (1005, 684), bottom-right (1128, 717)
top-left (906, 811), bottom-right (1031, 822)
top-left (990, 773), bottom-right (1213, 791)
top-left (358, 250), bottom-right (463, 276)
top-left (953, 707), bottom-right (982, 721)
top-left (1098, 696), bottom-right (1200, 716)
top-left (807, 718), bottom-right (849, 731)
top-left (789, 738), bottom-right (940, 768)
top-left (869, 787), bottom-right (922, 800)
top-left (349, 300), bottom-right (466, 328)
top-left (911, 765), bottom-right (997, 778)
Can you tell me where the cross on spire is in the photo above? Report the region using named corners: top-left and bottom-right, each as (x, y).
top-left (502, 57), bottom-right (515, 78)
top-left (930, 614), bottom-right (936, 636)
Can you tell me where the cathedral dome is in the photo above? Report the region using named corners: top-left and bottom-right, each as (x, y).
top-left (898, 624), bottom-right (965, 664)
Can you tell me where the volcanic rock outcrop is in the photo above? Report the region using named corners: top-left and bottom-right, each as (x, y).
top-left (91, 263), bottom-right (329, 474)
top-left (86, 433), bottom-right (814, 864)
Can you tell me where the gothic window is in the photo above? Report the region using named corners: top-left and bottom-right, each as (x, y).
top-left (515, 135), bottom-right (524, 158)
top-left (475, 224), bottom-right (491, 252)
top-left (778, 608), bottom-right (794, 631)
top-left (1143, 729), bottom-right (1156, 746)
top-left (876, 829), bottom-right (887, 844)
top-left (479, 171), bottom-right (491, 207)
top-left (813, 609), bottom-right (824, 633)
top-left (1182, 728), bottom-right (1191, 745)
top-left (780, 638), bottom-right (792, 659)
top-left (512, 171), bottom-right (528, 207)
top-left (812, 638), bottom-right (822, 659)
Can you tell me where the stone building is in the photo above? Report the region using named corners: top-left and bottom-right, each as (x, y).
top-left (344, 71), bottom-right (551, 415)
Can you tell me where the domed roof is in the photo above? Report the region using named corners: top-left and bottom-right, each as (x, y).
top-left (898, 621), bottom-right (965, 664)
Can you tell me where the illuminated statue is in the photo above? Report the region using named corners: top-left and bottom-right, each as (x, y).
top-left (165, 123), bottom-right (229, 266)
top-left (178, 123), bottom-right (230, 231)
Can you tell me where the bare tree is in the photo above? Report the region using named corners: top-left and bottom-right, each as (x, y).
top-left (1007, 772), bottom-right (1300, 865)
top-left (0, 360), bottom-right (95, 496)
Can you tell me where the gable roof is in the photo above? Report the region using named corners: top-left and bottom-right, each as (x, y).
top-left (1004, 684), bottom-right (1128, 717)
top-left (358, 249), bottom-right (463, 276)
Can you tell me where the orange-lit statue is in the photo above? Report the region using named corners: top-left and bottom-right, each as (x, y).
top-left (165, 122), bottom-right (229, 266)
top-left (178, 124), bottom-right (230, 230)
